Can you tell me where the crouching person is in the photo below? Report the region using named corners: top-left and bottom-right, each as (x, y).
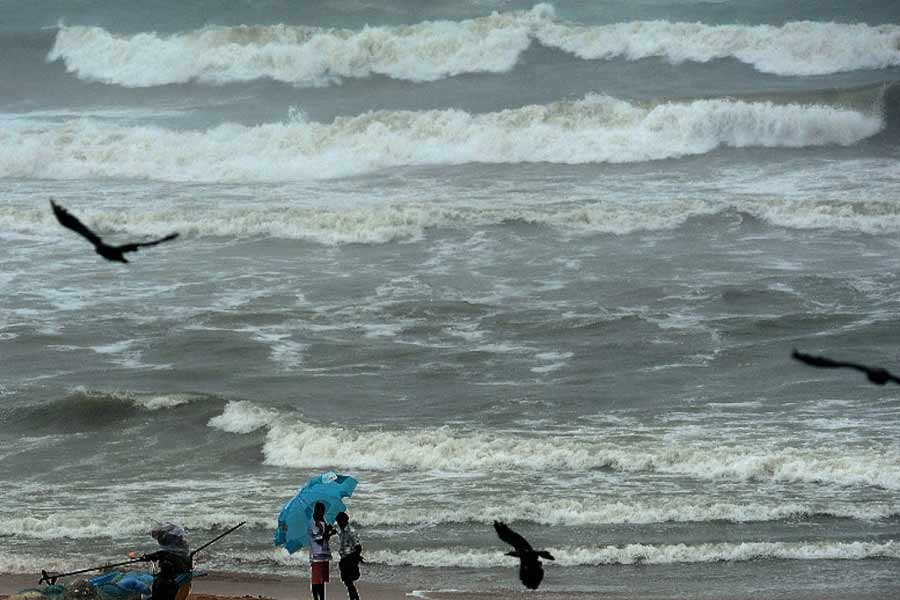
top-left (335, 512), bottom-right (363, 600)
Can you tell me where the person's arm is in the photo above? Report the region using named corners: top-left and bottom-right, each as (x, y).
top-left (140, 551), bottom-right (163, 562)
top-left (351, 528), bottom-right (362, 556)
top-left (308, 522), bottom-right (324, 543)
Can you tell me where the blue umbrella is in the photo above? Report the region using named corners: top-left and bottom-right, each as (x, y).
top-left (274, 471), bottom-right (358, 554)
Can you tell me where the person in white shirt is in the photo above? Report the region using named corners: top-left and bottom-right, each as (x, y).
top-left (307, 502), bottom-right (335, 600)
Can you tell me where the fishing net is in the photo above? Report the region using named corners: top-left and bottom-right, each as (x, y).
top-left (88, 571), bottom-right (155, 600)
top-left (19, 572), bottom-right (155, 600)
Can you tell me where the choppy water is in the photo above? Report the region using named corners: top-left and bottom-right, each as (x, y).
top-left (2, 1), bottom-right (900, 597)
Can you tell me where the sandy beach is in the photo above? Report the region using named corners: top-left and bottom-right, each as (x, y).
top-left (0, 573), bottom-right (411, 600)
top-left (3, 571), bottom-right (900, 600)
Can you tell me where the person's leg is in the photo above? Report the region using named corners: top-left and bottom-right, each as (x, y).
top-left (311, 583), bottom-right (324, 600)
top-left (344, 580), bottom-right (359, 600)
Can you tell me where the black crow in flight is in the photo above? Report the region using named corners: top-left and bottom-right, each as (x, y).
top-left (51, 199), bottom-right (178, 263)
top-left (493, 520), bottom-right (555, 590)
top-left (792, 349), bottom-right (900, 386)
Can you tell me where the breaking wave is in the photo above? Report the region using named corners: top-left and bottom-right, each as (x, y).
top-left (7, 196), bottom-right (900, 246)
top-left (368, 540), bottom-right (900, 567)
top-left (351, 501), bottom-right (900, 527)
top-left (47, 5), bottom-right (900, 87)
top-left (228, 541), bottom-right (900, 569)
top-left (0, 95), bottom-right (882, 182)
top-left (4, 539), bottom-right (896, 575)
top-left (9, 389), bottom-right (210, 432)
top-left (243, 413), bottom-right (900, 490)
top-left (0, 511), bottom-right (272, 541)
top-left (208, 400), bottom-right (278, 434)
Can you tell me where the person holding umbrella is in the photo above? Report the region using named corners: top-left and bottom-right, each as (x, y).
top-left (308, 502), bottom-right (336, 600)
top-left (273, 472), bottom-right (358, 599)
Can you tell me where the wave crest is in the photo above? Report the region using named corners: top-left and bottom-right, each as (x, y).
top-left (368, 540), bottom-right (900, 567)
top-left (253, 416), bottom-right (900, 490)
top-left (47, 9), bottom-right (900, 87)
top-left (0, 96), bottom-right (881, 182)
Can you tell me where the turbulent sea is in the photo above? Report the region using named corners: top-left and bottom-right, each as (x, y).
top-left (3, 0), bottom-right (900, 597)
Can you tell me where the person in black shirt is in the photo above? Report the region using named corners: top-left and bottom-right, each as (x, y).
top-left (138, 523), bottom-right (193, 600)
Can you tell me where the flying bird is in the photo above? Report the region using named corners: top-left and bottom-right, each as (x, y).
top-left (493, 520), bottom-right (555, 590)
top-left (50, 199), bottom-right (178, 263)
top-left (792, 349), bottom-right (900, 386)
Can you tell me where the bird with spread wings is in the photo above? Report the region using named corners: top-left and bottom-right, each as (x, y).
top-left (493, 520), bottom-right (555, 590)
top-left (792, 349), bottom-right (900, 386)
top-left (51, 199), bottom-right (178, 263)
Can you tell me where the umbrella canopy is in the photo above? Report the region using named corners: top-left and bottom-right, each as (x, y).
top-left (274, 471), bottom-right (357, 554)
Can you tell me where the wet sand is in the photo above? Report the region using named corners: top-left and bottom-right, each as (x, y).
top-left (0, 572), bottom-right (405, 600)
top-left (2, 571), bottom-right (898, 600)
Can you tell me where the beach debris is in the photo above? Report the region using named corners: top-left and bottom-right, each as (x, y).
top-left (792, 349), bottom-right (900, 385)
top-left (62, 579), bottom-right (97, 600)
top-left (50, 199), bottom-right (178, 263)
top-left (493, 520), bottom-right (555, 590)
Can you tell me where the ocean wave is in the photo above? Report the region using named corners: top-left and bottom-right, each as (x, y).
top-left (6, 193), bottom-right (900, 246)
top-left (351, 500), bottom-right (900, 527)
top-left (7, 389), bottom-right (214, 434)
top-left (212, 540), bottom-right (900, 570)
top-left (208, 400), bottom-right (278, 434)
top-left (367, 540), bottom-right (900, 567)
top-left (0, 198), bottom-right (720, 244)
top-left (6, 478), bottom-right (896, 538)
top-left (0, 511), bottom-right (272, 541)
top-left (0, 95), bottom-right (882, 182)
top-left (251, 415), bottom-right (900, 490)
top-left (67, 388), bottom-right (208, 412)
top-left (536, 19), bottom-right (900, 77)
top-left (47, 6), bottom-right (900, 87)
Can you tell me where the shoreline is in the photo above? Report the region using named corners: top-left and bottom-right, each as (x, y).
top-left (0, 572), bottom-right (408, 600)
top-left (4, 570), bottom-right (900, 600)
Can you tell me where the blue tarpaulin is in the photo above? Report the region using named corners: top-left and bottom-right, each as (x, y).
top-left (274, 471), bottom-right (357, 554)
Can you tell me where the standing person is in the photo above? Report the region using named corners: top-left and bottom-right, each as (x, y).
top-left (335, 512), bottom-right (363, 600)
top-left (308, 502), bottom-right (335, 600)
top-left (134, 523), bottom-right (193, 600)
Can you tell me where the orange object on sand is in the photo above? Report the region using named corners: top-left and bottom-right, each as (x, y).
top-left (175, 582), bottom-right (192, 600)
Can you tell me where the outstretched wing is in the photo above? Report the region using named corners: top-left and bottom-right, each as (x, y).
top-left (50, 199), bottom-right (103, 246)
top-left (116, 233), bottom-right (179, 254)
top-left (493, 521), bottom-right (533, 553)
top-left (791, 350), bottom-right (865, 371)
top-left (792, 350), bottom-right (900, 385)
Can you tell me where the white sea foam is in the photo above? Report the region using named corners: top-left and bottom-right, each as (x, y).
top-left (0, 96), bottom-right (881, 183)
top-left (256, 417), bottom-right (900, 490)
top-left (536, 19), bottom-right (900, 77)
top-left (368, 540), bottom-right (900, 567)
top-left (132, 393), bottom-right (198, 411)
top-left (249, 330), bottom-right (307, 368)
top-left (349, 498), bottom-right (900, 527)
top-left (47, 8), bottom-right (900, 86)
top-left (208, 400), bottom-right (279, 434)
top-left (0, 510), bottom-right (273, 540)
top-left (69, 388), bottom-right (203, 411)
top-left (3, 191), bottom-right (900, 250)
